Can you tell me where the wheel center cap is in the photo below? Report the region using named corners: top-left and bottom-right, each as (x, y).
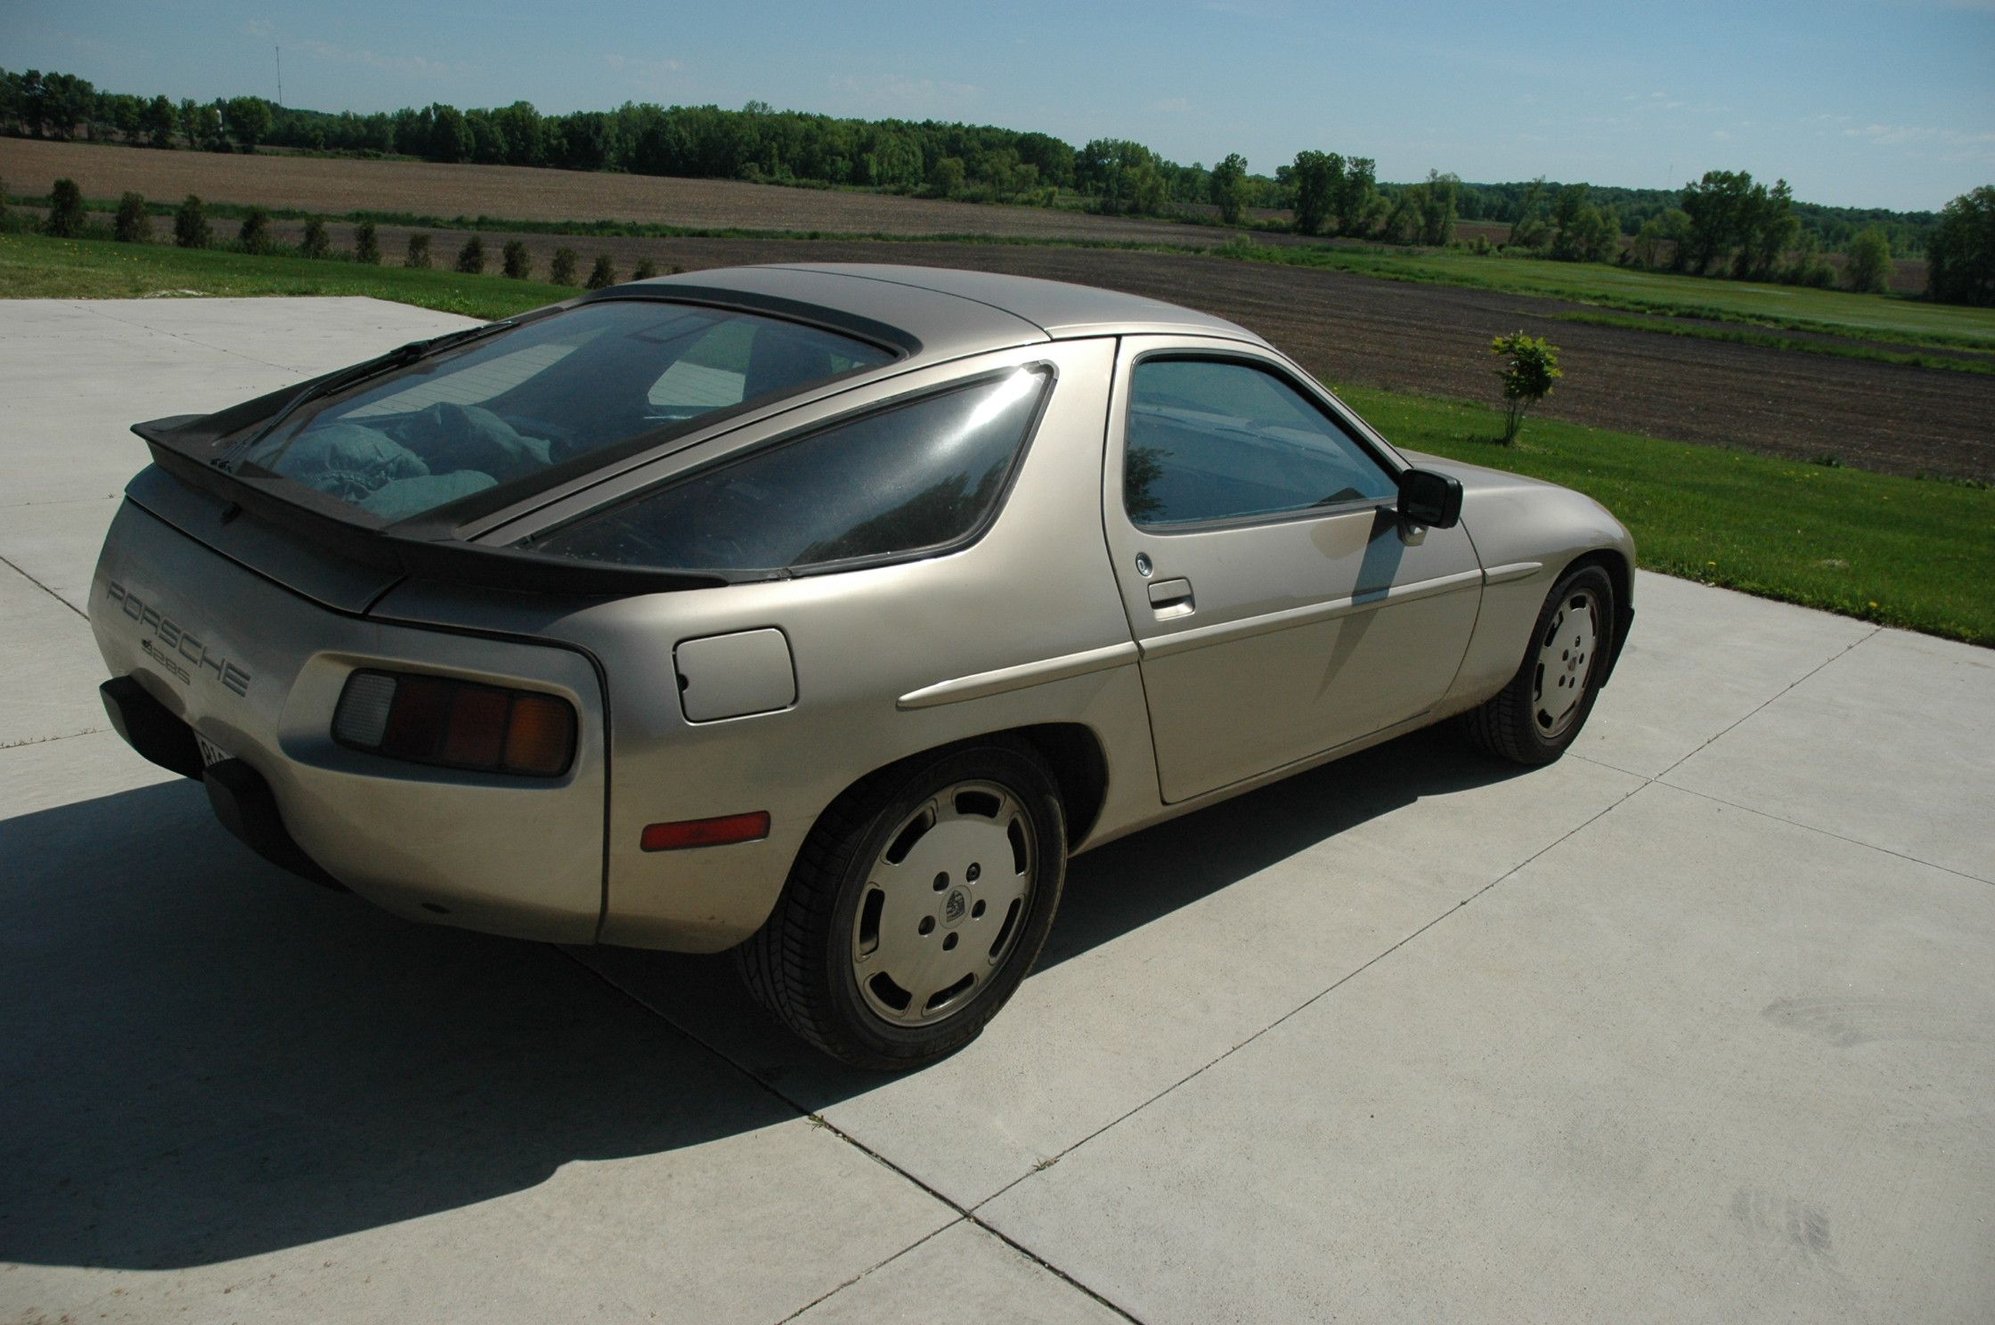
top-left (943, 888), bottom-right (969, 925)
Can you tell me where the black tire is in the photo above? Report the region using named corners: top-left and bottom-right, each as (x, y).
top-left (736, 740), bottom-right (1067, 1071)
top-left (1465, 563), bottom-right (1616, 765)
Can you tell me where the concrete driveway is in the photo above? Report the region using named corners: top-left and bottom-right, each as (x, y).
top-left (2, 299), bottom-right (1990, 1324)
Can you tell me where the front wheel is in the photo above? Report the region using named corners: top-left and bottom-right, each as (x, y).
top-left (1465, 563), bottom-right (1616, 765)
top-left (736, 741), bottom-right (1067, 1071)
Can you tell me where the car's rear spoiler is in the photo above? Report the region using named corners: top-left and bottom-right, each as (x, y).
top-left (133, 416), bottom-right (732, 600)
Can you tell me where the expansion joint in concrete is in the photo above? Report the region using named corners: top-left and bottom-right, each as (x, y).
top-left (967, 776), bottom-right (1649, 1218)
top-left (564, 948), bottom-right (1146, 1325)
top-left (65, 299), bottom-right (304, 373)
top-left (0, 553), bottom-right (88, 621)
top-left (1656, 626), bottom-right (1884, 782)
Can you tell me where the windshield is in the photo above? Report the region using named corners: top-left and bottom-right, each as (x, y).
top-left (229, 300), bottom-right (897, 524)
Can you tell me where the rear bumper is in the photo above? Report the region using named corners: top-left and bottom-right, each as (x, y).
top-left (203, 756), bottom-right (347, 890)
top-left (99, 675), bottom-right (204, 780)
top-left (101, 677), bottom-right (342, 889)
top-left (91, 498), bottom-right (609, 944)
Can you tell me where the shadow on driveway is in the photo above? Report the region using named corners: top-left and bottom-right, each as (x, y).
top-left (575, 726), bottom-right (1533, 1101)
top-left (0, 726), bottom-right (1522, 1269)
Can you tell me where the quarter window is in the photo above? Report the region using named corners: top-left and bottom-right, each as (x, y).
top-left (533, 366), bottom-right (1050, 573)
top-left (1123, 358), bottom-right (1396, 527)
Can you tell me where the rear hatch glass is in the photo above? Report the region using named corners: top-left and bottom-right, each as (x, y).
top-left (224, 301), bottom-right (896, 525)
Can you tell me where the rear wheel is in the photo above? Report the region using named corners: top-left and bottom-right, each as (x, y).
top-left (737, 741), bottom-right (1066, 1071)
top-left (1465, 564), bottom-right (1616, 765)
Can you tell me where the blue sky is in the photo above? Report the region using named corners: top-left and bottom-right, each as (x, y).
top-left (5, 0), bottom-right (1991, 210)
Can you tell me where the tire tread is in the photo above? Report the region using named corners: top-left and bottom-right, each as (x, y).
top-left (1463, 564), bottom-right (1615, 768)
top-left (736, 739), bottom-right (1064, 1070)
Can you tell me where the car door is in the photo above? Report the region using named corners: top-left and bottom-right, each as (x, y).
top-left (1102, 338), bottom-right (1484, 804)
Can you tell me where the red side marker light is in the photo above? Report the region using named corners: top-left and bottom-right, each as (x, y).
top-left (641, 812), bottom-right (772, 852)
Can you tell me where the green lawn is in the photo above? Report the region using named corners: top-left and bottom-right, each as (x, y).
top-left (1547, 309), bottom-right (1993, 375)
top-left (2, 232), bottom-right (1986, 646)
top-left (1231, 241), bottom-right (1995, 351)
top-left (0, 232), bottom-right (566, 319)
top-left (1341, 385), bottom-right (1993, 647)
top-left (20, 187), bottom-right (1995, 356)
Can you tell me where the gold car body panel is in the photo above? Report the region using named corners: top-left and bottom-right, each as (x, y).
top-left (1099, 336), bottom-right (1485, 805)
top-left (1408, 451), bottom-right (1639, 712)
top-left (90, 501), bottom-right (609, 942)
top-left (487, 337), bottom-right (1153, 951)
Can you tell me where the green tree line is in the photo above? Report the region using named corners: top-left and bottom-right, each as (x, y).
top-left (1456, 178), bottom-right (1937, 256)
top-left (6, 66), bottom-right (1986, 303)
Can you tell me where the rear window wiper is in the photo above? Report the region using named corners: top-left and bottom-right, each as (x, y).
top-left (214, 317), bottom-right (529, 472)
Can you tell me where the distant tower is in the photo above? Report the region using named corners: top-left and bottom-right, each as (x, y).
top-left (276, 46), bottom-right (283, 106)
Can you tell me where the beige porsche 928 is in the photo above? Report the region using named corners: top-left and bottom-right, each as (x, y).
top-left (92, 264), bottom-right (1633, 1068)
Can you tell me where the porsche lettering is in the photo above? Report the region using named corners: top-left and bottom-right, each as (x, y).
top-left (105, 580), bottom-right (250, 696)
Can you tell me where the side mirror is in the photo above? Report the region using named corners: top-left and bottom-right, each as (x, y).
top-left (1397, 468), bottom-right (1463, 529)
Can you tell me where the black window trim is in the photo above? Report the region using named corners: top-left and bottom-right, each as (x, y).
top-left (523, 360), bottom-right (1060, 580)
top-left (1120, 347), bottom-right (1404, 535)
top-left (579, 284), bottom-right (923, 359)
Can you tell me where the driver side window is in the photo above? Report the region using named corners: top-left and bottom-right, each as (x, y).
top-left (1123, 357), bottom-right (1397, 527)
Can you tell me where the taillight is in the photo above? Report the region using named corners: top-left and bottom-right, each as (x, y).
top-left (333, 670), bottom-right (577, 777)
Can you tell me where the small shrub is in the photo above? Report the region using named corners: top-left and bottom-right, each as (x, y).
top-left (173, 194), bottom-right (211, 249)
top-left (585, 254), bottom-right (617, 289)
top-left (405, 232), bottom-right (432, 269)
top-left (502, 239), bottom-right (532, 279)
top-left (631, 256), bottom-right (659, 280)
top-left (114, 191), bottom-right (151, 243)
top-left (550, 246), bottom-right (579, 285)
top-left (43, 177), bottom-right (87, 238)
top-left (1843, 226), bottom-right (1893, 295)
top-left (456, 234), bottom-right (486, 274)
top-left (0, 176), bottom-right (19, 233)
top-left (1489, 330), bottom-right (1562, 445)
top-left (238, 206), bottom-right (273, 255)
top-left (354, 219), bottom-right (381, 265)
top-left (300, 216), bottom-right (329, 259)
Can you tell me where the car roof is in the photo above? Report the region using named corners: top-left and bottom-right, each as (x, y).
top-left (618, 262), bottom-right (1266, 360)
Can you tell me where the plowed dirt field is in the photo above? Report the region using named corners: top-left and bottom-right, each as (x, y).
top-left (0, 137), bottom-right (1216, 244)
top-left (355, 223), bottom-right (1995, 481)
top-left (6, 138), bottom-right (1989, 478)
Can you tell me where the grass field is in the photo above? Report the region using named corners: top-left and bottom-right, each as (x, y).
top-left (9, 135), bottom-right (1990, 358)
top-left (1545, 310), bottom-right (1993, 374)
top-left (1345, 385), bottom-right (1993, 646)
top-left (1224, 241), bottom-right (1995, 351)
top-left (0, 232), bottom-right (568, 318)
top-left (3, 232), bottom-right (1987, 645)
top-left (0, 135), bottom-right (1211, 246)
